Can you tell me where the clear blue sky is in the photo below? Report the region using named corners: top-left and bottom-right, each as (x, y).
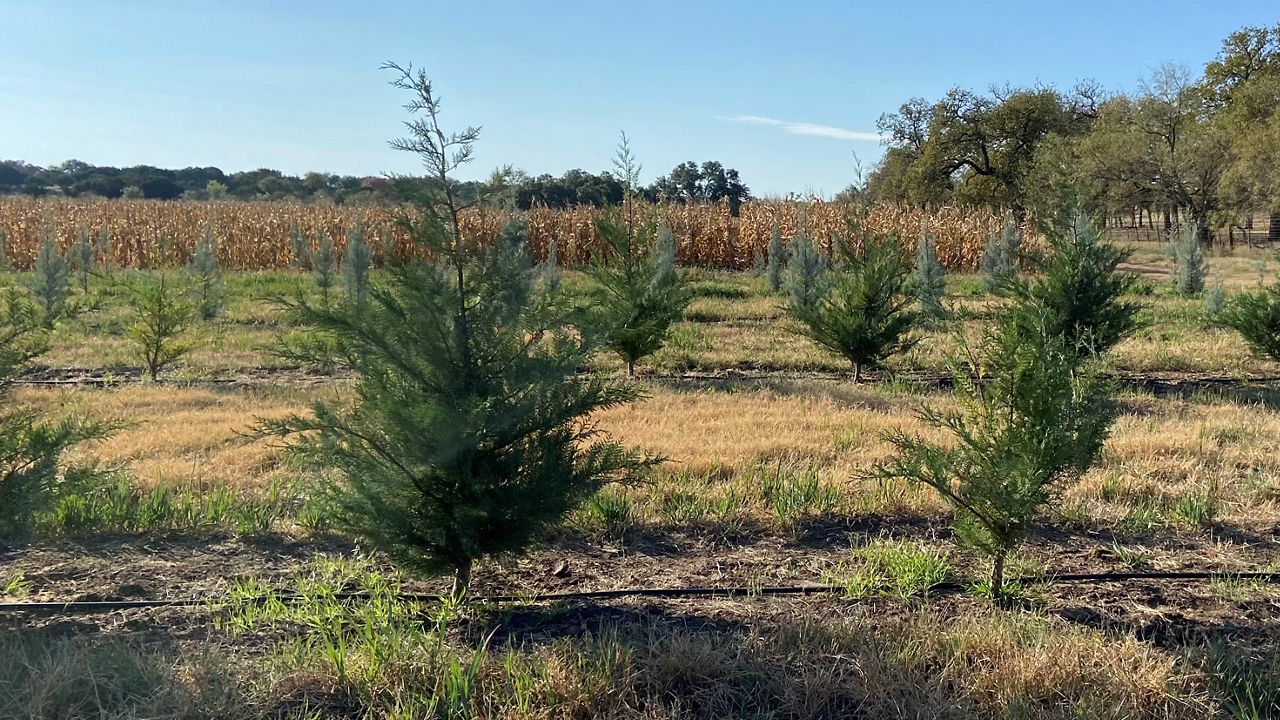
top-left (3, 1), bottom-right (1274, 196)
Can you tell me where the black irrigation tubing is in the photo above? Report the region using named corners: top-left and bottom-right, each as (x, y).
top-left (2, 572), bottom-right (1278, 615)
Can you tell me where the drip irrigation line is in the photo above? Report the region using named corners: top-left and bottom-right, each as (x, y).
top-left (1, 571), bottom-right (1276, 614)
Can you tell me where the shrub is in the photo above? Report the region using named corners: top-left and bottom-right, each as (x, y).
top-left (186, 226), bottom-right (224, 320)
top-left (878, 309), bottom-right (1115, 601)
top-left (1169, 221), bottom-right (1206, 296)
top-left (260, 64), bottom-right (650, 599)
top-left (913, 227), bottom-right (946, 320)
top-left (1223, 280), bottom-right (1280, 363)
top-left (123, 274), bottom-right (196, 381)
top-left (588, 216), bottom-right (690, 377)
top-left (788, 238), bottom-right (918, 383)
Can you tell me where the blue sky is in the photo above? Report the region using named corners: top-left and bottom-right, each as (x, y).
top-left (3, 1), bottom-right (1273, 196)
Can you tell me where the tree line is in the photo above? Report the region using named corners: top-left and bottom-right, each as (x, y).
top-left (860, 24), bottom-right (1280, 243)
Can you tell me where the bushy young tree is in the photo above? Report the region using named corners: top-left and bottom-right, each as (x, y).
top-left (1223, 279), bottom-right (1280, 363)
top-left (979, 211), bottom-right (1021, 293)
top-left (0, 289), bottom-right (111, 538)
top-left (69, 223), bottom-right (94, 293)
top-left (124, 275), bottom-right (195, 381)
top-left (1204, 273), bottom-right (1226, 321)
top-left (589, 217), bottom-right (689, 377)
top-left (1169, 221), bottom-right (1206, 296)
top-left (783, 229), bottom-right (828, 312)
top-left (186, 226), bottom-right (224, 320)
top-left (30, 227), bottom-right (70, 325)
top-left (789, 238), bottom-right (918, 383)
top-left (290, 223), bottom-right (309, 271)
top-left (1001, 196), bottom-right (1140, 361)
top-left (766, 225), bottom-right (785, 293)
top-left (259, 64), bottom-right (650, 599)
top-left (913, 228), bottom-right (946, 320)
top-left (878, 309), bottom-right (1115, 601)
top-left (311, 233), bottom-right (337, 304)
top-left (342, 220), bottom-right (373, 308)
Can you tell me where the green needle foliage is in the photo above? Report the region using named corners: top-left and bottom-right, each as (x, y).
top-left (290, 223), bottom-right (309, 271)
top-left (95, 227), bottom-right (113, 276)
top-left (342, 219), bottom-right (373, 308)
top-left (69, 223), bottom-right (94, 293)
top-left (789, 238), bottom-right (917, 383)
top-left (540, 239), bottom-right (561, 293)
top-left (1001, 195), bottom-right (1140, 361)
top-left (123, 274), bottom-right (196, 381)
top-left (30, 228), bottom-right (70, 326)
top-left (1203, 273), bottom-right (1227, 322)
top-left (186, 226), bottom-right (224, 320)
top-left (588, 217), bottom-right (690, 377)
top-left (913, 228), bottom-right (946, 321)
top-left (1169, 221), bottom-right (1206, 296)
top-left (0, 289), bottom-right (112, 539)
top-left (979, 211), bottom-right (1021, 293)
top-left (312, 233), bottom-right (338, 305)
top-left (260, 63), bottom-right (651, 600)
top-left (878, 310), bottom-right (1115, 601)
top-left (1223, 279), bottom-right (1280, 363)
top-left (766, 225), bottom-right (785, 293)
top-left (783, 229), bottom-right (828, 312)
top-left (0, 228), bottom-right (11, 271)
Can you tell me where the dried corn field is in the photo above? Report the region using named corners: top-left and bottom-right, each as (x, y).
top-left (0, 196), bottom-right (1031, 271)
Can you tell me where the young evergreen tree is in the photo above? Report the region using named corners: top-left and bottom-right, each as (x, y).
top-left (259, 64), bottom-right (649, 599)
top-left (1169, 221), bottom-right (1206, 296)
top-left (979, 211), bottom-right (1021, 293)
top-left (290, 223), bottom-right (309, 271)
top-left (0, 228), bottom-right (11, 271)
top-left (30, 227), bottom-right (70, 326)
top-left (124, 274), bottom-right (196, 381)
top-left (1203, 273), bottom-right (1226, 322)
top-left (1223, 279), bottom-right (1280, 364)
top-left (342, 220), bottom-right (373, 308)
top-left (95, 227), bottom-right (112, 275)
top-left (766, 225), bottom-right (785, 294)
top-left (541, 239), bottom-right (562, 293)
top-left (783, 229), bottom-right (828, 312)
top-left (789, 237), bottom-right (918, 383)
top-left (0, 289), bottom-right (111, 538)
top-left (913, 228), bottom-right (946, 321)
top-left (186, 226), bottom-right (224, 320)
top-left (878, 309), bottom-right (1115, 601)
top-left (311, 233), bottom-right (337, 304)
top-left (1001, 197), bottom-right (1140, 361)
top-left (69, 223), bottom-right (94, 293)
top-left (589, 217), bottom-right (689, 377)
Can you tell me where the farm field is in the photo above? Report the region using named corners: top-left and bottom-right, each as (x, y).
top-left (2, 241), bottom-right (1279, 718)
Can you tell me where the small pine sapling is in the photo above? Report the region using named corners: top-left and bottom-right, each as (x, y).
top-left (124, 274), bottom-right (196, 381)
top-left (311, 233), bottom-right (337, 305)
top-left (95, 227), bottom-right (113, 276)
top-left (1223, 278), bottom-right (1280, 364)
top-left (1169, 221), bottom-right (1206, 296)
top-left (878, 310), bottom-right (1115, 602)
top-left (766, 225), bottom-right (785, 294)
top-left (0, 228), bottom-right (11, 271)
top-left (789, 237), bottom-right (918, 383)
top-left (589, 217), bottom-right (690, 377)
top-left (979, 211), bottom-right (1021, 293)
top-left (341, 220), bottom-right (373, 308)
top-left (186, 226), bottom-right (224, 320)
top-left (913, 228), bottom-right (946, 321)
top-left (541, 239), bottom-right (562, 293)
top-left (1203, 273), bottom-right (1226, 322)
top-left (783, 229), bottom-right (827, 313)
top-left (290, 223), bottom-right (309, 271)
top-left (30, 227), bottom-right (70, 325)
top-left (69, 224), bottom-right (94, 293)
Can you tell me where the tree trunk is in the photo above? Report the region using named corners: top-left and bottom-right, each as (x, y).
top-left (1269, 211), bottom-right (1280, 244)
top-left (451, 559), bottom-right (472, 602)
top-left (991, 552), bottom-right (1005, 604)
top-left (626, 358), bottom-right (635, 378)
top-left (853, 362), bottom-right (862, 384)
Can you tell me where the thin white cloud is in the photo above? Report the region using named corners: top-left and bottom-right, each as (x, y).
top-left (724, 114), bottom-right (886, 142)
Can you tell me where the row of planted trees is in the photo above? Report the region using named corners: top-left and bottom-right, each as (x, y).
top-left (8, 65), bottom-right (1280, 604)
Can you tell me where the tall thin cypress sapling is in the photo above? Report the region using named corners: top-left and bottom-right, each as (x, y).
top-left (187, 226), bottom-right (224, 320)
top-left (1169, 221), bottom-right (1206, 296)
top-left (30, 226), bottom-right (70, 326)
top-left (312, 233), bottom-right (337, 305)
top-left (342, 219), bottom-right (373, 308)
top-left (914, 227), bottom-right (946, 321)
top-left (766, 224), bottom-right (785, 294)
top-left (69, 224), bottom-right (94, 293)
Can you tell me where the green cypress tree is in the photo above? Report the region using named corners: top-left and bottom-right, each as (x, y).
top-left (95, 227), bottom-right (113, 276)
top-left (541, 239), bottom-right (562, 293)
top-left (259, 64), bottom-right (650, 599)
top-left (1169, 221), bottom-right (1206, 296)
top-left (766, 225), bottom-right (785, 294)
top-left (342, 219), bottom-right (372, 308)
top-left (0, 289), bottom-right (112, 538)
top-left (589, 217), bottom-right (690, 377)
top-left (290, 223), bottom-right (309, 271)
top-left (979, 211), bottom-right (1021, 293)
top-left (914, 228), bottom-right (946, 321)
top-left (1223, 279), bottom-right (1280, 363)
top-left (311, 233), bottom-right (337, 305)
top-left (783, 229), bottom-right (827, 312)
top-left (186, 226), bottom-right (224, 320)
top-left (30, 226), bottom-right (70, 325)
top-left (789, 237), bottom-right (918, 383)
top-left (124, 274), bottom-right (196, 381)
top-left (0, 228), bottom-right (11, 271)
top-left (69, 224), bottom-right (94, 293)
top-left (1203, 273), bottom-right (1226, 322)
